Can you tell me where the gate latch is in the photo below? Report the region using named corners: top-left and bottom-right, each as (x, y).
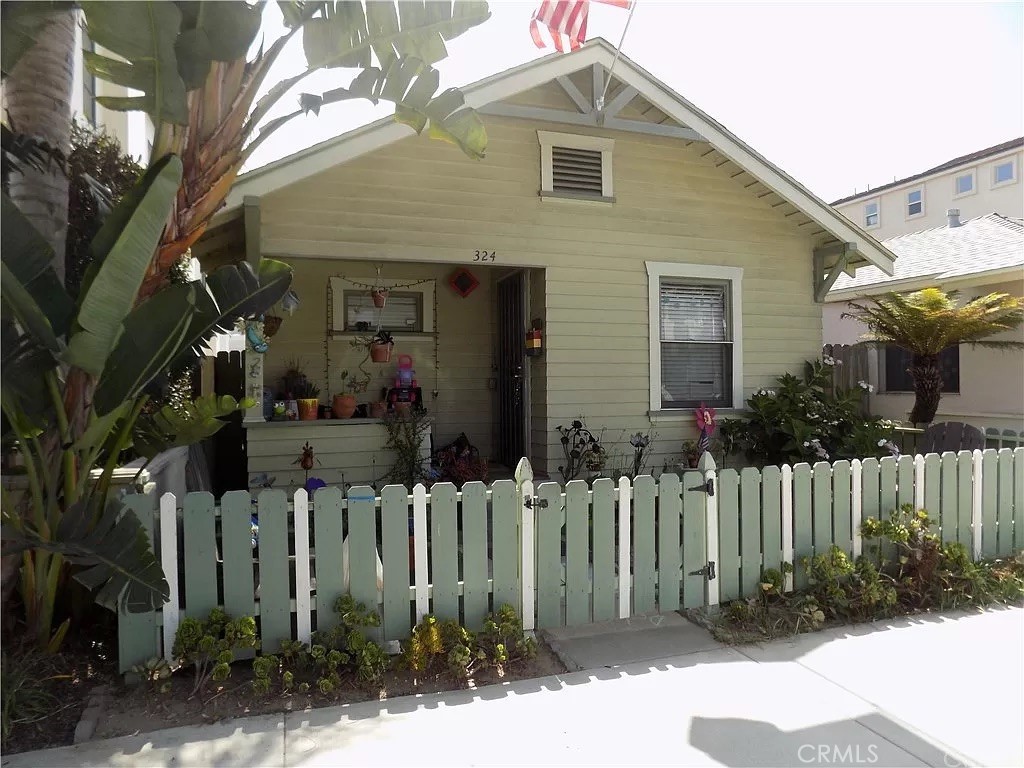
top-left (689, 561), bottom-right (716, 580)
top-left (524, 496), bottom-right (548, 510)
top-left (687, 478), bottom-right (715, 497)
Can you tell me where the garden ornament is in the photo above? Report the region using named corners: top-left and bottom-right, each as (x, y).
top-left (280, 289), bottom-right (300, 315)
top-left (695, 402), bottom-right (717, 456)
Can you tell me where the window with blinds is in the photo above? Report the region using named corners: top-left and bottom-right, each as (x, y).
top-left (659, 281), bottom-right (732, 408)
top-left (344, 291), bottom-right (422, 332)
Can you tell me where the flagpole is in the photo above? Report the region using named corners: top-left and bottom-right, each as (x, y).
top-left (597, 0), bottom-right (638, 111)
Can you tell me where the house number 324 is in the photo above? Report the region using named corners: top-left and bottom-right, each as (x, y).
top-left (473, 250), bottom-right (496, 261)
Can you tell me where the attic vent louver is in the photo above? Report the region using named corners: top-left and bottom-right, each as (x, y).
top-left (551, 146), bottom-right (604, 196)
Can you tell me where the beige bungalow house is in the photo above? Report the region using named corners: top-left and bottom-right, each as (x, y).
top-left (197, 39), bottom-right (895, 489)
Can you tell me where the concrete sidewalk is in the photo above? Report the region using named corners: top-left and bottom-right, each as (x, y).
top-left (3, 607), bottom-right (1020, 768)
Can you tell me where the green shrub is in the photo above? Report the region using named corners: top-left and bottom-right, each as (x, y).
top-left (1, 650), bottom-right (60, 747)
top-left (171, 608), bottom-right (259, 697)
top-left (719, 359), bottom-right (896, 466)
top-left (308, 595), bottom-right (389, 689)
top-left (131, 656), bottom-right (173, 694)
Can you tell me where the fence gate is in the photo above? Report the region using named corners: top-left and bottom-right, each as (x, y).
top-left (530, 468), bottom-right (713, 631)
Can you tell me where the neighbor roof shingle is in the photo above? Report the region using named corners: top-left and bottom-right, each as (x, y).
top-left (829, 213), bottom-right (1024, 295)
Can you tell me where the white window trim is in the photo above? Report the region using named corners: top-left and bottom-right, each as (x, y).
top-left (537, 130), bottom-right (614, 202)
top-left (905, 187), bottom-right (925, 220)
top-left (992, 158), bottom-right (1018, 188)
top-left (863, 198), bottom-right (881, 230)
top-left (953, 168), bottom-right (976, 199)
top-left (646, 261), bottom-right (744, 414)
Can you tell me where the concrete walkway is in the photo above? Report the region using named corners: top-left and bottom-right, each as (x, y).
top-left (3, 607), bottom-right (1021, 768)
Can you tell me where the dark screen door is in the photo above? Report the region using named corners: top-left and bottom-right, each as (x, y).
top-left (496, 272), bottom-right (526, 467)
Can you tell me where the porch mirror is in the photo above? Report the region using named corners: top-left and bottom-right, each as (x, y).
top-left (329, 277), bottom-right (436, 334)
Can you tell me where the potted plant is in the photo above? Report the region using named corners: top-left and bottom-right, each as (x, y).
top-left (371, 287), bottom-right (389, 308)
top-left (369, 329), bottom-right (394, 363)
top-left (334, 370), bottom-right (368, 418)
top-left (293, 379), bottom-right (321, 420)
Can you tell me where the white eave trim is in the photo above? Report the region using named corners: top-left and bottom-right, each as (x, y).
top-left (226, 40), bottom-right (898, 276)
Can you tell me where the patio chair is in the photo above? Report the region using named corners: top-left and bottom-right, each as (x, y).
top-left (918, 422), bottom-right (985, 455)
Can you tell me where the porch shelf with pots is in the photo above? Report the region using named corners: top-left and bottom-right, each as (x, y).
top-left (245, 418), bottom-right (432, 491)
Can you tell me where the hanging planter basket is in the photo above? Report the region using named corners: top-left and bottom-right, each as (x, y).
top-left (370, 341), bottom-right (393, 363)
top-left (371, 288), bottom-right (389, 308)
top-left (263, 315), bottom-right (283, 338)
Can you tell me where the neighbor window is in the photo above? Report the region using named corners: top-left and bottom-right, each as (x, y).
top-left (538, 130), bottom-right (614, 201)
top-left (993, 160), bottom-right (1017, 186)
top-left (883, 345), bottom-right (960, 394)
top-left (954, 172), bottom-right (974, 196)
top-left (864, 200), bottom-right (880, 228)
top-left (906, 189), bottom-right (923, 217)
top-left (647, 262), bottom-right (743, 411)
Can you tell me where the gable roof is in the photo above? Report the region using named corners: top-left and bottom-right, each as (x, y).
top-left (826, 213), bottom-right (1024, 300)
top-left (831, 137), bottom-right (1024, 206)
top-left (227, 38), bottom-right (896, 275)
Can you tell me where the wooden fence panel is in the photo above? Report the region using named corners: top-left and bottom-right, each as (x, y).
top-left (717, 469), bottom-right (741, 602)
top-left (997, 450), bottom-right (1014, 557)
top-left (812, 462), bottom-right (832, 554)
top-left (460, 482), bottom-right (489, 630)
top-left (832, 461), bottom-right (852, 555)
top-left (681, 470), bottom-right (706, 610)
top-left (937, 453), bottom-right (957, 546)
top-left (380, 485), bottom-right (411, 641)
top-left (257, 490), bottom-right (291, 653)
top-left (956, 452), bottom-right (973, 548)
top-left (535, 482), bottom-right (564, 628)
top-left (792, 464), bottom-right (813, 589)
top-left (118, 493), bottom-right (159, 673)
top-left (221, 490), bottom-right (256, 622)
top-left (183, 492), bottom-right (218, 618)
top-left (1015, 448), bottom-right (1024, 552)
top-left (347, 486), bottom-right (381, 643)
top-left (313, 487), bottom-right (345, 633)
top-left (657, 473), bottom-right (682, 613)
top-left (429, 483), bottom-right (459, 622)
top-left (565, 480), bottom-right (592, 625)
top-left (740, 468), bottom-right (761, 598)
top-left (490, 480), bottom-right (519, 609)
top-left (761, 466), bottom-right (783, 574)
top-left (591, 478), bottom-right (616, 622)
top-left (632, 475), bottom-right (657, 614)
top-left (981, 451), bottom-right (999, 558)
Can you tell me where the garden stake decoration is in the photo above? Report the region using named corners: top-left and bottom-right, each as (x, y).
top-left (695, 403), bottom-right (717, 457)
top-left (294, 441), bottom-right (321, 484)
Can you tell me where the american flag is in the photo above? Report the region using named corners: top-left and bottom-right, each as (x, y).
top-left (530, 0), bottom-right (633, 53)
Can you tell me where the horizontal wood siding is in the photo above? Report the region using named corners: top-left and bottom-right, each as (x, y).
top-left (261, 116), bottom-right (821, 477)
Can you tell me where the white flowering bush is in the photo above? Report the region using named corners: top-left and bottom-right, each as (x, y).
top-left (719, 360), bottom-right (897, 466)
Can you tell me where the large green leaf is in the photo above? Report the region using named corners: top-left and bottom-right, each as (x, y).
top-left (1, 497), bottom-right (170, 613)
top-left (132, 394), bottom-right (252, 459)
top-left (302, 1), bottom-right (490, 71)
top-left (64, 155), bottom-right (183, 377)
top-left (81, 1), bottom-right (189, 125)
top-left (0, 313), bottom-right (54, 439)
top-left (93, 284), bottom-right (197, 416)
top-left (302, 56), bottom-right (486, 159)
top-left (1, 194), bottom-right (73, 337)
top-left (169, 259), bottom-right (293, 371)
top-left (174, 1), bottom-right (263, 89)
top-left (0, 1), bottom-right (75, 77)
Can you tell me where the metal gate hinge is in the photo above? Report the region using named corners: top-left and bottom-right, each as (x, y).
top-left (689, 561), bottom-right (716, 580)
top-left (524, 496), bottom-right (548, 509)
top-left (687, 478), bottom-right (715, 496)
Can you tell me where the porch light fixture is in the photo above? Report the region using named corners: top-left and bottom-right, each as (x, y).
top-left (449, 267), bottom-right (480, 298)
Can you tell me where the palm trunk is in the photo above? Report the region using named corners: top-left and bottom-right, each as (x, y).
top-left (4, 8), bottom-right (76, 286)
top-left (909, 353), bottom-right (942, 425)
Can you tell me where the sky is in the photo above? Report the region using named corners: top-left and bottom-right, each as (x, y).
top-left (244, 1), bottom-right (1024, 203)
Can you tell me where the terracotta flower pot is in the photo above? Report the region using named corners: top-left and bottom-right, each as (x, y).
top-left (332, 394), bottom-right (357, 419)
top-left (369, 401), bottom-right (387, 419)
top-left (297, 398), bottom-right (319, 420)
top-left (370, 341), bottom-right (392, 363)
top-left (371, 289), bottom-right (389, 308)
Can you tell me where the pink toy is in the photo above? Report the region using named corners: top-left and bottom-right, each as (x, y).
top-left (394, 354), bottom-right (417, 388)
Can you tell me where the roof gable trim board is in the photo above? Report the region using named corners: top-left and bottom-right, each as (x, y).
top-left (227, 39), bottom-right (895, 276)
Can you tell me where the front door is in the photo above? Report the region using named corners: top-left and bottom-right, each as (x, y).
top-left (496, 272), bottom-right (527, 467)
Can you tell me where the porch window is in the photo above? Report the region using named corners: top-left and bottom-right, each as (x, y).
top-left (647, 262), bottom-right (744, 412)
top-left (343, 291), bottom-right (422, 332)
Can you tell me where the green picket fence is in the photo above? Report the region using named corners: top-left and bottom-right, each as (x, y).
top-left (117, 449), bottom-right (1024, 675)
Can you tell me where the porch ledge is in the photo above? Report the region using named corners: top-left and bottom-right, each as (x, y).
top-left (647, 408), bottom-right (745, 423)
top-left (245, 417), bottom-right (430, 429)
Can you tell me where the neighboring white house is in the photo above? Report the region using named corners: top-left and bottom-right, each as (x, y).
top-left (832, 138), bottom-right (1023, 240)
top-left (824, 211), bottom-right (1024, 431)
